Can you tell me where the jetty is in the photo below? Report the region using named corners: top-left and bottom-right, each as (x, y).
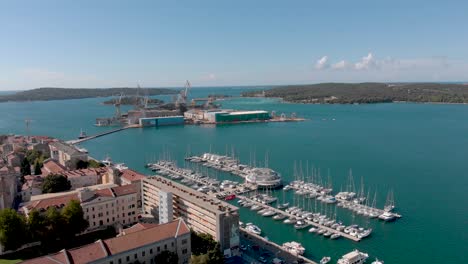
top-left (66, 125), bottom-right (137, 145)
top-left (240, 228), bottom-right (317, 264)
top-left (238, 195), bottom-right (362, 242)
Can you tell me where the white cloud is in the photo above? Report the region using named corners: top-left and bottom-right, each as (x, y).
top-left (208, 73), bottom-right (216, 80)
top-left (331, 60), bottom-right (350, 70)
top-left (315, 56), bottom-right (329, 69)
top-left (354, 53), bottom-right (376, 70)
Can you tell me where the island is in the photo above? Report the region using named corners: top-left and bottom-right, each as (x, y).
top-left (242, 83), bottom-right (468, 104)
top-left (0, 87), bottom-right (178, 103)
top-left (102, 96), bottom-right (164, 105)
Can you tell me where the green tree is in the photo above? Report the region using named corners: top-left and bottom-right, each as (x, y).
top-left (41, 174), bottom-right (71, 193)
top-left (61, 200), bottom-right (88, 238)
top-left (0, 209), bottom-right (28, 250)
top-left (43, 207), bottom-right (66, 244)
top-left (191, 231), bottom-right (218, 255)
top-left (76, 160), bottom-right (89, 169)
top-left (191, 254), bottom-right (209, 264)
top-left (154, 250), bottom-right (179, 264)
top-left (27, 209), bottom-right (46, 242)
top-left (34, 161), bottom-right (42, 175)
top-left (20, 157), bottom-right (31, 176)
top-left (88, 160), bottom-right (104, 168)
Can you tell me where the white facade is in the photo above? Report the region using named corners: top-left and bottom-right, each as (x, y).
top-left (158, 191), bottom-right (173, 224)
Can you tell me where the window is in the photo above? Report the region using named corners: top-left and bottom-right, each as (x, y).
top-left (110, 261), bottom-right (113, 264)
top-left (182, 239), bottom-right (187, 245)
top-left (182, 249), bottom-right (187, 254)
top-left (142, 251), bottom-right (145, 257)
top-left (118, 259), bottom-right (122, 264)
top-left (134, 253), bottom-right (137, 259)
top-left (164, 244), bottom-right (167, 250)
top-left (150, 249), bottom-right (153, 254)
top-left (126, 256), bottom-right (130, 262)
top-left (171, 242), bottom-right (174, 247)
top-left (157, 246), bottom-right (160, 252)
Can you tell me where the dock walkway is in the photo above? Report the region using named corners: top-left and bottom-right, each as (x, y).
top-left (67, 125), bottom-right (136, 145)
top-left (238, 195), bottom-right (361, 242)
top-left (240, 229), bottom-right (317, 264)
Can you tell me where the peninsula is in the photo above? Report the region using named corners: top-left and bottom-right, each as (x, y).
top-left (0, 87), bottom-right (178, 103)
top-left (242, 83), bottom-right (468, 104)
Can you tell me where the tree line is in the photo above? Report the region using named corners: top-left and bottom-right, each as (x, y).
top-left (242, 82), bottom-right (468, 104)
top-left (0, 200), bottom-right (88, 251)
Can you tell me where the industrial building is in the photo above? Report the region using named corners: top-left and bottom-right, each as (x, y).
top-left (142, 176), bottom-right (240, 257)
top-left (184, 109), bottom-right (271, 123)
top-left (138, 116), bottom-right (184, 127)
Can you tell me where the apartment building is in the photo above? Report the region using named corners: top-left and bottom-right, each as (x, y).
top-left (21, 184), bottom-right (138, 231)
top-left (142, 176), bottom-right (240, 257)
top-left (21, 218), bottom-right (191, 264)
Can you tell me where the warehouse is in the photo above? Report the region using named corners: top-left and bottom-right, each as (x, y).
top-left (215, 110), bottom-right (270, 123)
top-left (139, 116), bottom-right (184, 127)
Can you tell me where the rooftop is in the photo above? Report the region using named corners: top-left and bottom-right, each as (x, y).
top-left (144, 176), bottom-right (239, 214)
top-left (120, 169), bottom-right (146, 182)
top-left (49, 141), bottom-right (84, 156)
top-left (21, 219), bottom-right (189, 264)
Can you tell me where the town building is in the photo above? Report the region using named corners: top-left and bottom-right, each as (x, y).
top-left (21, 175), bottom-right (43, 202)
top-left (49, 141), bottom-right (88, 169)
top-left (21, 184), bottom-right (139, 231)
top-left (0, 165), bottom-right (20, 210)
top-left (142, 176), bottom-right (240, 257)
top-left (21, 218), bottom-right (191, 264)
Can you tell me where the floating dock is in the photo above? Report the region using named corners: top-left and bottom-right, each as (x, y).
top-left (238, 195), bottom-right (362, 242)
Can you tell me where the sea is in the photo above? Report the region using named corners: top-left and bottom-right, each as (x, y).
top-left (0, 86), bottom-right (467, 263)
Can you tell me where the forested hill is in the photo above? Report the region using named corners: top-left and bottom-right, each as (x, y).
top-left (0, 87), bottom-right (178, 102)
top-left (241, 83), bottom-right (468, 104)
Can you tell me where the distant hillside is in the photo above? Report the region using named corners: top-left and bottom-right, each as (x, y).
top-left (0, 87), bottom-right (178, 103)
top-left (242, 83), bottom-right (468, 104)
top-left (102, 96), bottom-right (164, 105)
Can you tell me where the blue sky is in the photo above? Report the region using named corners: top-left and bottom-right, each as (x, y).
top-left (1, 0), bottom-right (467, 90)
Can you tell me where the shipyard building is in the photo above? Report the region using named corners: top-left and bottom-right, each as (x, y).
top-left (142, 176), bottom-right (240, 257)
top-left (184, 109), bottom-right (270, 123)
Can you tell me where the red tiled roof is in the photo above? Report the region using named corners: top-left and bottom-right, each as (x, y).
top-left (61, 168), bottom-right (107, 179)
top-left (20, 219), bottom-right (189, 264)
top-left (25, 193), bottom-right (79, 211)
top-left (120, 169), bottom-right (146, 182)
top-left (42, 159), bottom-right (66, 174)
top-left (122, 222), bottom-right (159, 235)
top-left (111, 184), bottom-right (137, 196)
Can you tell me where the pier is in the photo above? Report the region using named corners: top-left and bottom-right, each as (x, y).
top-left (238, 195), bottom-right (362, 242)
top-left (240, 229), bottom-right (317, 264)
top-left (67, 125), bottom-right (137, 145)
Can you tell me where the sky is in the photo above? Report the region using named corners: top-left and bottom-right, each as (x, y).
top-left (1, 0), bottom-right (468, 90)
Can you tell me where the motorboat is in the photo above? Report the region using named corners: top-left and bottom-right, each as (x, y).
top-left (378, 212), bottom-right (396, 222)
top-left (250, 205), bottom-right (262, 211)
top-left (283, 218), bottom-right (296, 224)
top-left (320, 256), bottom-right (331, 264)
top-left (245, 223), bottom-right (262, 235)
top-left (308, 227), bottom-right (317, 233)
top-left (323, 231), bottom-right (332, 237)
top-left (357, 229), bottom-right (372, 239)
top-left (114, 163), bottom-right (128, 171)
top-left (371, 258), bottom-right (384, 264)
top-left (262, 210), bottom-right (276, 217)
top-left (337, 250), bottom-right (369, 264)
top-left (294, 221), bottom-right (309, 230)
top-left (330, 233), bottom-right (341, 239)
top-left (273, 214), bottom-right (287, 220)
top-left (281, 241), bottom-right (305, 256)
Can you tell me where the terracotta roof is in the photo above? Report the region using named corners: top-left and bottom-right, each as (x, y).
top-left (61, 168), bottom-right (107, 179)
top-left (49, 141), bottom-right (82, 156)
top-left (122, 222), bottom-right (159, 235)
top-left (24, 193), bottom-right (79, 211)
top-left (105, 219), bottom-right (189, 254)
top-left (42, 159), bottom-right (66, 174)
top-left (20, 219), bottom-right (189, 264)
top-left (111, 184), bottom-right (137, 197)
top-left (120, 169), bottom-right (146, 182)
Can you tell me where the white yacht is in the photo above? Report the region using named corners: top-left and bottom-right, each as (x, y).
top-left (371, 258), bottom-right (384, 264)
top-left (281, 241), bottom-right (305, 256)
top-left (273, 214), bottom-right (286, 220)
top-left (262, 210), bottom-right (276, 217)
top-left (378, 211), bottom-right (396, 222)
top-left (337, 250), bottom-right (369, 264)
top-left (320, 256), bottom-right (331, 264)
top-left (245, 223), bottom-right (262, 235)
top-left (114, 163), bottom-right (128, 171)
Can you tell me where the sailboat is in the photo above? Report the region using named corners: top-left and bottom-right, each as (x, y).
top-left (384, 189), bottom-right (396, 212)
top-left (277, 190), bottom-right (289, 209)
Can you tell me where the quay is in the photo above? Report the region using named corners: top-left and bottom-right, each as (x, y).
top-left (240, 229), bottom-right (317, 264)
top-left (67, 125), bottom-right (137, 145)
top-left (238, 195), bottom-right (362, 242)
top-left (149, 161), bottom-right (257, 195)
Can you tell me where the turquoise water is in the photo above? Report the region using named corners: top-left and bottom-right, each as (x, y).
top-left (1, 87), bottom-right (467, 263)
